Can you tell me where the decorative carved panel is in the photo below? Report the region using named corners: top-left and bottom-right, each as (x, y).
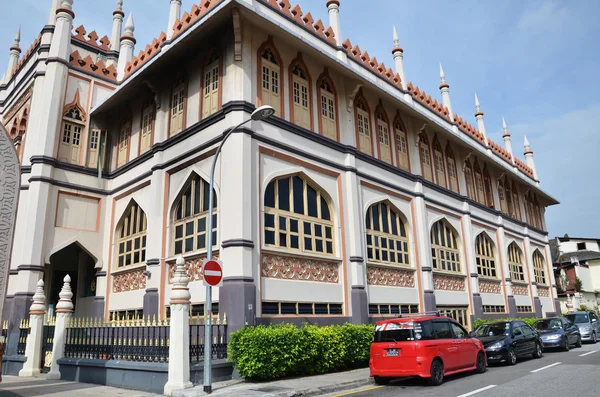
top-left (261, 254), bottom-right (339, 283)
top-left (112, 268), bottom-right (146, 293)
top-left (537, 286), bottom-right (550, 297)
top-left (479, 279), bottom-right (502, 294)
top-left (167, 253), bottom-right (220, 284)
top-left (433, 273), bottom-right (466, 291)
top-left (366, 266), bottom-right (415, 288)
top-left (512, 283), bottom-right (529, 296)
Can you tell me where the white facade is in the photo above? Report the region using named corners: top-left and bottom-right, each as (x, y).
top-left (1, 0), bottom-right (560, 333)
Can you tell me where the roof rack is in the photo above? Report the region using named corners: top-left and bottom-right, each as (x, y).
top-left (396, 311), bottom-right (441, 318)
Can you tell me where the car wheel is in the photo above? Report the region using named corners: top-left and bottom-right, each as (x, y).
top-left (428, 359), bottom-right (444, 386)
top-left (533, 342), bottom-right (543, 358)
top-left (476, 351), bottom-right (487, 373)
top-left (374, 376), bottom-right (390, 385)
top-left (592, 332), bottom-right (597, 344)
top-left (563, 337), bottom-right (570, 352)
top-left (508, 347), bottom-right (517, 365)
top-left (576, 335), bottom-right (582, 348)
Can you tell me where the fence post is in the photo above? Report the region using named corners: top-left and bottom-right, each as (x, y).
top-left (164, 255), bottom-right (193, 396)
top-left (47, 275), bottom-right (73, 380)
top-left (18, 280), bottom-right (47, 377)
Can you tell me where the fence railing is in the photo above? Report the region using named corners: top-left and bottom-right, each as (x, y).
top-left (189, 314), bottom-right (228, 363)
top-left (64, 316), bottom-right (170, 362)
top-left (1, 320), bottom-right (7, 353)
top-left (41, 315), bottom-right (56, 372)
top-left (17, 319), bottom-right (29, 355)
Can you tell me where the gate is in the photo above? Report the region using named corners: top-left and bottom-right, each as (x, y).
top-left (41, 316), bottom-right (56, 372)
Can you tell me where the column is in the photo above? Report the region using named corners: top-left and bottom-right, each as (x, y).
top-left (496, 225), bottom-right (516, 317)
top-left (524, 236), bottom-right (542, 317)
top-left (47, 275), bottom-right (73, 380)
top-left (413, 187), bottom-right (435, 311)
top-left (144, 161), bottom-right (165, 318)
top-left (19, 280), bottom-right (47, 377)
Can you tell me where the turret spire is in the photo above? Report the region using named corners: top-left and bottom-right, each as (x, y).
top-left (167, 0), bottom-right (182, 40)
top-left (474, 93), bottom-right (487, 141)
top-left (110, 0), bottom-right (125, 55)
top-left (391, 25), bottom-right (406, 90)
top-left (327, 1), bottom-right (342, 46)
top-left (3, 26), bottom-right (22, 83)
top-left (502, 116), bottom-right (513, 155)
top-left (13, 26), bottom-right (21, 48)
top-left (438, 63), bottom-right (453, 120)
top-left (523, 135), bottom-right (538, 180)
top-left (117, 12), bottom-right (136, 81)
top-left (439, 63), bottom-right (447, 87)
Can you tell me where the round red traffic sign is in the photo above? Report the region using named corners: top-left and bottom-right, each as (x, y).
top-left (203, 259), bottom-right (223, 287)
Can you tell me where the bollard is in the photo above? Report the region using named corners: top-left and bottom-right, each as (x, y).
top-left (19, 280), bottom-right (47, 377)
top-left (47, 275), bottom-right (74, 380)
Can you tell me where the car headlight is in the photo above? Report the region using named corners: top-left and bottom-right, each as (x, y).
top-left (581, 326), bottom-right (592, 333)
top-left (487, 341), bottom-right (503, 351)
top-left (546, 334), bottom-right (562, 340)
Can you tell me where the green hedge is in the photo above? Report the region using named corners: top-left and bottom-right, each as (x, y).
top-left (228, 323), bottom-right (374, 381)
top-left (473, 317), bottom-right (540, 330)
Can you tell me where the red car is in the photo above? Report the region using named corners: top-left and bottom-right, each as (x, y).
top-left (369, 312), bottom-right (487, 386)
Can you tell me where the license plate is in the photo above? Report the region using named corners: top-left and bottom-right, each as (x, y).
top-left (386, 349), bottom-right (399, 357)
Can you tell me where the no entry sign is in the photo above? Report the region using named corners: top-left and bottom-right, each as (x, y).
top-left (202, 259), bottom-right (223, 287)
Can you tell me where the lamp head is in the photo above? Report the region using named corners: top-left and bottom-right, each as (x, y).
top-left (251, 105), bottom-right (275, 121)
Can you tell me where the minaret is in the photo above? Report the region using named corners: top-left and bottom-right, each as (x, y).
top-left (392, 26), bottom-right (407, 90)
top-left (524, 136), bottom-right (538, 180)
top-left (117, 13), bottom-right (136, 81)
top-left (502, 116), bottom-right (513, 155)
top-left (439, 63), bottom-right (453, 121)
top-left (2, 27), bottom-right (21, 83)
top-left (167, 0), bottom-right (182, 40)
top-left (327, 1), bottom-right (342, 46)
top-left (474, 93), bottom-right (487, 141)
top-left (110, 0), bottom-right (124, 51)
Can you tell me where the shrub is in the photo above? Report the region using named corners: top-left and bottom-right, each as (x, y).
top-left (228, 323), bottom-right (374, 381)
top-left (473, 317), bottom-right (540, 330)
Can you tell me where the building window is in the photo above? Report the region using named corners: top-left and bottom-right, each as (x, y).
top-left (505, 178), bottom-right (515, 218)
top-left (140, 103), bottom-right (154, 154)
top-left (318, 74), bottom-right (337, 141)
top-left (202, 51), bottom-right (220, 119)
top-left (464, 159), bottom-right (477, 201)
top-left (369, 304), bottom-right (419, 316)
top-left (508, 242), bottom-right (525, 282)
top-left (524, 192), bottom-right (542, 229)
top-left (290, 61), bottom-right (311, 130)
top-left (58, 105), bottom-right (85, 165)
top-left (394, 117), bottom-right (409, 171)
top-left (116, 120), bottom-right (130, 168)
top-left (375, 106), bottom-right (391, 164)
top-left (577, 242), bottom-right (586, 250)
top-left (431, 219), bottom-right (461, 273)
top-left (172, 174), bottom-right (217, 255)
top-left (533, 250), bottom-right (546, 285)
top-left (445, 145), bottom-right (459, 194)
top-left (259, 46), bottom-right (281, 116)
top-left (432, 137), bottom-right (447, 188)
top-left (511, 182), bottom-right (522, 221)
top-left (261, 301), bottom-right (343, 316)
top-left (365, 202), bottom-right (409, 266)
top-left (473, 160), bottom-right (485, 205)
top-left (419, 133), bottom-right (433, 182)
top-left (87, 129), bottom-right (101, 168)
top-left (264, 174), bottom-right (334, 255)
top-left (475, 233), bottom-right (497, 278)
top-left (117, 202), bottom-right (147, 269)
top-left (483, 305), bottom-right (505, 313)
top-left (438, 307), bottom-right (469, 329)
top-left (483, 165), bottom-right (494, 208)
top-left (498, 179), bottom-right (508, 214)
top-left (170, 76), bottom-right (186, 136)
top-left (516, 306), bottom-right (532, 313)
top-left (355, 96), bottom-right (372, 156)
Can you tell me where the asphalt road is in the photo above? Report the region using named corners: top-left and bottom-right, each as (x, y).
top-left (325, 342), bottom-right (600, 397)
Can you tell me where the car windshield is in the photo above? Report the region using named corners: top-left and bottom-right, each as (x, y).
top-left (475, 322), bottom-right (510, 337)
top-left (565, 313), bottom-right (589, 324)
top-left (373, 322), bottom-right (414, 342)
top-left (534, 319), bottom-right (562, 330)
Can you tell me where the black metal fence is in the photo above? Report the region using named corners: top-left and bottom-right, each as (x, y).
top-left (17, 319), bottom-right (29, 355)
top-left (64, 316), bottom-right (170, 362)
top-left (189, 314), bottom-right (228, 362)
top-left (41, 316), bottom-right (56, 372)
top-left (1, 320), bottom-right (7, 353)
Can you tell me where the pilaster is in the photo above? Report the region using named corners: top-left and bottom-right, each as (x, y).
top-left (412, 187), bottom-right (435, 311)
top-left (461, 210), bottom-right (483, 321)
top-left (523, 235), bottom-right (540, 316)
top-left (496, 225), bottom-right (515, 317)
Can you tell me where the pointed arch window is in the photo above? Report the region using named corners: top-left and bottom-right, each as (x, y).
top-left (59, 104), bottom-right (85, 165)
top-left (464, 159), bottom-right (477, 201)
top-left (318, 73), bottom-right (337, 141)
top-left (259, 45), bottom-right (282, 116)
top-left (170, 75), bottom-right (186, 136)
top-left (432, 137), bottom-right (447, 188)
top-left (375, 106), bottom-right (391, 164)
top-left (445, 145), bottom-right (459, 193)
top-left (475, 233), bottom-right (497, 278)
top-left (511, 182), bottom-right (522, 221)
top-left (139, 101), bottom-right (154, 155)
top-left (264, 174), bottom-right (334, 255)
top-left (355, 96), bottom-right (372, 156)
top-left (365, 202), bottom-right (409, 266)
top-left (202, 51), bottom-right (221, 119)
top-left (116, 119), bottom-right (131, 168)
top-left (431, 219), bottom-right (461, 273)
top-left (533, 250), bottom-right (546, 285)
top-left (290, 59), bottom-right (311, 130)
top-left (473, 160), bottom-right (485, 205)
top-left (117, 202), bottom-right (147, 268)
top-left (483, 165), bottom-right (494, 208)
top-left (419, 133), bottom-right (433, 182)
top-left (394, 116), bottom-right (409, 171)
top-left (172, 174), bottom-right (218, 255)
top-left (508, 242), bottom-right (525, 282)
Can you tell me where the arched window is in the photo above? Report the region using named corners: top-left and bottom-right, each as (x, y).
top-left (432, 137), bottom-right (447, 188)
top-left (365, 202), bottom-right (409, 266)
top-left (318, 72), bottom-right (338, 141)
top-left (419, 133), bottom-right (433, 182)
top-left (170, 75), bottom-right (186, 136)
top-left (483, 165), bottom-right (494, 208)
top-left (431, 219), bottom-right (461, 273)
top-left (394, 115), bottom-right (409, 171)
top-left (258, 42), bottom-right (282, 117)
top-left (264, 174), bottom-right (334, 255)
top-left (464, 159), bottom-right (476, 200)
top-left (533, 250), bottom-right (546, 285)
top-left (58, 103), bottom-right (85, 164)
top-left (508, 242), bottom-right (525, 282)
top-left (116, 118), bottom-right (131, 168)
top-left (475, 233), bottom-right (497, 278)
top-left (511, 181), bottom-right (522, 221)
top-left (139, 100), bottom-right (154, 155)
top-left (290, 57), bottom-right (312, 130)
top-left (172, 174), bottom-right (217, 255)
top-left (533, 196), bottom-right (542, 229)
top-left (355, 94), bottom-right (372, 156)
top-left (473, 160), bottom-right (485, 205)
top-left (375, 104), bottom-right (391, 164)
top-left (117, 201), bottom-right (147, 269)
top-left (445, 144), bottom-right (459, 193)
top-left (202, 51), bottom-right (221, 119)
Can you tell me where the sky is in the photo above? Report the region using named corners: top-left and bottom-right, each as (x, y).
top-left (0, 0), bottom-right (599, 238)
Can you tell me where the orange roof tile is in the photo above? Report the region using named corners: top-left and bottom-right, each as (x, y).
top-left (72, 25), bottom-right (111, 52)
top-left (69, 50), bottom-right (117, 81)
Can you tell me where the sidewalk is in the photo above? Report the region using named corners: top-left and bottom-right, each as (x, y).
top-left (173, 368), bottom-right (373, 397)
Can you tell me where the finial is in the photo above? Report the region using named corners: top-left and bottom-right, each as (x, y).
top-left (524, 135), bottom-right (531, 151)
top-left (14, 26), bottom-right (21, 45)
top-left (393, 25), bottom-right (399, 45)
top-left (29, 279), bottom-right (47, 314)
top-left (124, 12), bottom-right (135, 35)
top-left (439, 63), bottom-right (449, 89)
top-left (170, 255), bottom-right (191, 303)
top-left (117, 0), bottom-right (123, 10)
top-left (502, 116), bottom-right (510, 137)
top-left (61, 0), bottom-right (74, 8)
top-left (475, 93), bottom-right (483, 116)
top-left (56, 274), bottom-right (74, 312)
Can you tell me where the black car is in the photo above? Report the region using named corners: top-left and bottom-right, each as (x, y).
top-left (470, 320), bottom-right (543, 365)
top-left (533, 317), bottom-right (581, 351)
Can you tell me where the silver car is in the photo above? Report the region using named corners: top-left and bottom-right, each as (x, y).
top-left (565, 311), bottom-right (600, 343)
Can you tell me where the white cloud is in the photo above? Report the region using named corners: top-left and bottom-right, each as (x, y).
top-left (518, 1), bottom-right (574, 34)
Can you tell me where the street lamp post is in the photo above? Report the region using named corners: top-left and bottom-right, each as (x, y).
top-left (203, 105), bottom-right (275, 394)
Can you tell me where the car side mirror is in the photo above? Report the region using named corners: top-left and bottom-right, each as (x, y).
top-left (592, 319), bottom-right (597, 323)
top-left (469, 331), bottom-right (476, 337)
top-left (513, 329), bottom-right (522, 336)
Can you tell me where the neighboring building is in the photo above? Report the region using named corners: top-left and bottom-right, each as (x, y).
top-left (1, 0), bottom-right (560, 334)
top-left (550, 236), bottom-right (600, 312)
